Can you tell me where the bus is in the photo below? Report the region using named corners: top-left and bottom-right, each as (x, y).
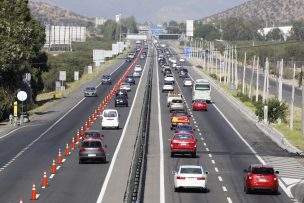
top-left (192, 79), bottom-right (211, 103)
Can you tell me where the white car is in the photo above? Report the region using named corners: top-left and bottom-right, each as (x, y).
top-left (120, 83), bottom-right (131, 92)
top-left (173, 165), bottom-right (208, 192)
top-left (164, 74), bottom-right (175, 83)
top-left (101, 109), bottom-right (119, 129)
top-left (134, 64), bottom-right (142, 72)
top-left (172, 63), bottom-right (177, 68)
top-left (183, 78), bottom-right (193, 87)
top-left (162, 81), bottom-right (174, 92)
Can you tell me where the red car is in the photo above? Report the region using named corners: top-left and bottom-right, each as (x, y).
top-left (170, 133), bottom-right (197, 158)
top-left (170, 112), bottom-right (191, 130)
top-left (81, 130), bottom-right (104, 141)
top-left (193, 99), bottom-right (207, 111)
top-left (244, 164), bottom-right (279, 194)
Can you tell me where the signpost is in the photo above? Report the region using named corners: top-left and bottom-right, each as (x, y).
top-left (17, 91), bottom-right (27, 124)
top-left (59, 71), bottom-right (66, 91)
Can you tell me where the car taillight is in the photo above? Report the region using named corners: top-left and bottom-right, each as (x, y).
top-left (197, 177), bottom-right (205, 180)
top-left (98, 147), bottom-right (104, 152)
top-left (177, 176), bottom-right (185, 180)
top-left (175, 130), bottom-right (178, 133)
top-left (248, 176), bottom-right (253, 180)
top-left (80, 148), bottom-right (86, 152)
top-left (274, 177), bottom-right (277, 181)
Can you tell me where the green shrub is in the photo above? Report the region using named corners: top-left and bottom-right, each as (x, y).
top-left (209, 73), bottom-right (217, 79)
top-left (255, 98), bottom-right (288, 123)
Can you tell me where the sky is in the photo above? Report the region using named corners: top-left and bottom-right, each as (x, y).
top-left (32, 0), bottom-right (248, 23)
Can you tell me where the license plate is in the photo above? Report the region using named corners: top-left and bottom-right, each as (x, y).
top-left (88, 154), bottom-right (96, 157)
top-left (259, 178), bottom-right (267, 182)
top-left (180, 143), bottom-right (188, 146)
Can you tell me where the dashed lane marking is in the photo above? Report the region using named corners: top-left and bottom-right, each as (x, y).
top-left (222, 186), bottom-right (227, 192)
top-left (49, 174), bottom-right (55, 179)
top-left (211, 160), bottom-right (215, 164)
top-left (227, 197), bottom-right (233, 203)
top-left (208, 154), bottom-right (212, 158)
top-left (218, 176), bottom-right (223, 182)
top-left (215, 167), bottom-right (219, 172)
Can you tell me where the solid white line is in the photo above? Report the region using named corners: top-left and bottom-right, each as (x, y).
top-left (218, 176), bottom-right (223, 182)
top-left (222, 186), bottom-right (227, 192)
top-left (227, 197), bottom-right (233, 203)
top-left (212, 104), bottom-right (294, 198)
top-left (156, 47), bottom-right (166, 203)
top-left (96, 47), bottom-right (150, 203)
top-left (0, 124), bottom-right (42, 140)
top-left (188, 68), bottom-right (295, 198)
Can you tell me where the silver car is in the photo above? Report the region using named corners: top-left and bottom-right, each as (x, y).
top-left (84, 87), bottom-right (97, 97)
top-left (79, 139), bottom-right (107, 163)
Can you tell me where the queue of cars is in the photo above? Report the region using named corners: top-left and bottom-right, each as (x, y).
top-left (156, 42), bottom-right (280, 195)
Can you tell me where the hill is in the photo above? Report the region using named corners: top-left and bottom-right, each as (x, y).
top-left (29, 1), bottom-right (93, 25)
top-left (202, 0), bottom-right (304, 26)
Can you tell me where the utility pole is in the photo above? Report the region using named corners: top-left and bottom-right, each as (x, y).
top-left (249, 55), bottom-right (256, 99)
top-left (263, 58), bottom-right (267, 103)
top-left (227, 46), bottom-right (231, 83)
top-left (266, 58), bottom-right (270, 103)
top-left (278, 59), bottom-right (283, 102)
top-left (242, 52), bottom-right (247, 94)
top-left (290, 64), bottom-right (296, 129)
top-left (235, 46), bottom-right (238, 89)
top-left (219, 54), bottom-right (222, 83)
top-left (231, 46), bottom-right (234, 83)
top-left (256, 57), bottom-right (260, 102)
top-left (215, 48), bottom-right (218, 76)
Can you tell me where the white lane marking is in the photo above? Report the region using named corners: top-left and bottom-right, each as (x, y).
top-left (56, 166), bottom-right (61, 170)
top-left (222, 186), bottom-right (227, 192)
top-left (62, 159), bottom-right (66, 163)
top-left (203, 143), bottom-right (207, 146)
top-left (206, 148), bottom-right (209, 151)
top-left (0, 60), bottom-right (126, 173)
top-left (192, 118), bottom-right (196, 121)
top-left (208, 154), bottom-right (212, 158)
top-left (197, 129), bottom-right (200, 132)
top-left (201, 137), bottom-right (204, 141)
top-left (49, 174), bottom-right (55, 179)
top-left (0, 124), bottom-right (42, 140)
top-left (211, 160), bottom-right (215, 164)
top-left (193, 121), bottom-right (197, 124)
top-left (156, 48), bottom-right (165, 203)
top-left (212, 104), bottom-right (295, 198)
top-left (227, 197), bottom-right (233, 203)
top-left (218, 176), bottom-right (223, 182)
top-left (96, 47), bottom-right (150, 203)
top-left (215, 167), bottom-right (219, 172)
top-left (188, 68), bottom-right (295, 199)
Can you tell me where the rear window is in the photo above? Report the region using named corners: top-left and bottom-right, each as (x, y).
top-left (82, 141), bottom-right (102, 148)
top-left (195, 84), bottom-right (210, 90)
top-left (177, 125), bottom-right (192, 130)
top-left (174, 134), bottom-right (193, 140)
top-left (252, 167), bottom-right (274, 174)
top-left (172, 100), bottom-right (183, 103)
top-left (104, 111), bottom-right (117, 117)
top-left (84, 131), bottom-right (100, 137)
top-left (180, 167), bottom-right (202, 174)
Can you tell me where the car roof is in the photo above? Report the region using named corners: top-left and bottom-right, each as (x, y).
top-left (85, 130), bottom-right (100, 133)
top-left (180, 165), bottom-right (202, 169)
top-left (103, 109), bottom-right (118, 112)
top-left (82, 138), bottom-right (102, 142)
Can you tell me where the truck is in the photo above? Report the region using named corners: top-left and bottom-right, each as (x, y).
top-left (167, 91), bottom-right (182, 107)
top-left (192, 79), bottom-right (211, 102)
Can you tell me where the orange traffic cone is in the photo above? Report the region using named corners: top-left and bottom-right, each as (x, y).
top-left (51, 159), bottom-right (56, 174)
top-left (72, 137), bottom-right (75, 150)
top-left (58, 149), bottom-right (62, 164)
top-left (80, 127), bottom-right (84, 137)
top-left (76, 131), bottom-right (80, 143)
top-left (65, 144), bottom-right (69, 156)
top-left (42, 172), bottom-right (48, 188)
top-left (31, 184), bottom-right (37, 200)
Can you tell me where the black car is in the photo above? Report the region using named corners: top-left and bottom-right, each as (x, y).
top-left (179, 69), bottom-right (188, 78)
top-left (125, 75), bottom-right (136, 85)
top-left (116, 88), bottom-right (128, 98)
top-left (114, 95), bottom-right (128, 107)
top-left (164, 68), bottom-right (172, 76)
top-left (101, 75), bottom-right (112, 85)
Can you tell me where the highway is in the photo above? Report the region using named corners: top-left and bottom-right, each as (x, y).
top-left (144, 43), bottom-right (299, 203)
top-left (0, 47), bottom-right (148, 202)
top-left (0, 40), bottom-right (303, 203)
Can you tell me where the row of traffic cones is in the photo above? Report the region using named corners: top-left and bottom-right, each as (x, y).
top-left (28, 57), bottom-right (141, 200)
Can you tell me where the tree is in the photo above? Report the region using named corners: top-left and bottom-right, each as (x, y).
top-left (194, 23), bottom-right (221, 40)
top-left (122, 16), bottom-right (138, 33)
top-left (266, 28), bottom-right (284, 41)
top-left (290, 21), bottom-right (304, 41)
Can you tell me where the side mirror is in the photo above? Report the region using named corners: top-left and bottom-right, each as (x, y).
top-left (172, 171), bottom-right (176, 175)
top-left (195, 139), bottom-right (198, 142)
top-left (205, 171), bottom-right (209, 175)
top-left (244, 169), bottom-right (248, 173)
top-left (119, 114), bottom-right (121, 117)
top-left (188, 115), bottom-right (191, 117)
top-left (168, 138), bottom-right (172, 141)
top-left (193, 129), bottom-right (196, 131)
top-left (275, 171), bottom-right (279, 174)
top-left (101, 134), bottom-right (105, 138)
top-left (104, 145), bottom-right (108, 148)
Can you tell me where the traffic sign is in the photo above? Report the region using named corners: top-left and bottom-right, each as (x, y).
top-left (17, 91), bottom-right (27, 102)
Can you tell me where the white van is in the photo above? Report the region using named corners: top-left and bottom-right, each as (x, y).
top-left (101, 109), bottom-right (119, 129)
top-left (192, 79), bottom-right (211, 103)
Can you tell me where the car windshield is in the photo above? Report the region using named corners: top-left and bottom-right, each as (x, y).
top-left (177, 125), bottom-right (192, 130)
top-left (116, 95), bottom-right (127, 99)
top-left (102, 75), bottom-right (110, 79)
top-left (164, 82), bottom-right (173, 85)
top-left (252, 167), bottom-right (274, 174)
top-left (81, 141), bottom-right (102, 148)
top-left (104, 111), bottom-right (117, 117)
top-left (174, 134), bottom-right (193, 140)
top-left (180, 167), bottom-right (202, 174)
top-left (194, 100), bottom-right (206, 103)
top-left (84, 131), bottom-right (100, 137)
top-left (86, 87), bottom-right (95, 91)
top-left (195, 84), bottom-right (210, 90)
top-left (173, 112), bottom-right (187, 117)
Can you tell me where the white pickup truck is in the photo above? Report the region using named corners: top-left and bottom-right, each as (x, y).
top-left (167, 91), bottom-right (182, 107)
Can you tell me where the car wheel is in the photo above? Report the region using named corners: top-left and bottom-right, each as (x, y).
top-left (117, 126), bottom-right (119, 129)
top-left (244, 185), bottom-right (250, 194)
top-left (102, 127), bottom-right (105, 130)
top-left (174, 187), bottom-right (179, 192)
top-left (273, 189), bottom-right (279, 195)
top-left (115, 104), bottom-right (117, 107)
top-left (192, 152), bottom-right (196, 158)
top-left (126, 104), bottom-right (128, 107)
top-left (171, 152), bottom-right (175, 157)
top-left (103, 157), bottom-right (107, 164)
top-left (79, 159), bottom-right (82, 164)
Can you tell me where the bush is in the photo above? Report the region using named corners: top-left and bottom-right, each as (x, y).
top-left (209, 73), bottom-right (217, 79)
top-left (255, 98), bottom-right (288, 123)
top-left (236, 92), bottom-right (251, 102)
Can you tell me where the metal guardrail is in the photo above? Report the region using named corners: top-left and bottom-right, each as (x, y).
top-left (124, 49), bottom-right (154, 203)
